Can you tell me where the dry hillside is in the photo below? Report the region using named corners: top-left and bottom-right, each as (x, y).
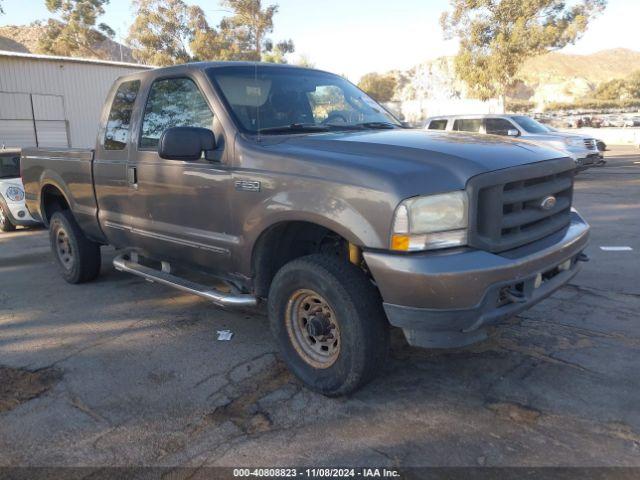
top-left (519, 48), bottom-right (640, 86)
top-left (393, 48), bottom-right (640, 104)
top-left (0, 24), bottom-right (135, 63)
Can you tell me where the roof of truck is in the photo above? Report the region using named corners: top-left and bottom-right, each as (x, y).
top-left (113, 61), bottom-right (337, 85)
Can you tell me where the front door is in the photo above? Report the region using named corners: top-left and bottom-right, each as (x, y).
top-left (94, 79), bottom-right (142, 249)
top-left (128, 75), bottom-right (235, 273)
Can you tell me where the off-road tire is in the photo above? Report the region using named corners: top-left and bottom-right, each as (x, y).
top-left (0, 203), bottom-right (16, 232)
top-left (268, 254), bottom-right (389, 396)
top-left (49, 210), bottom-right (101, 284)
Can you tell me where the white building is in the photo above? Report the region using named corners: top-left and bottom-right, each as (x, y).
top-left (0, 50), bottom-right (148, 149)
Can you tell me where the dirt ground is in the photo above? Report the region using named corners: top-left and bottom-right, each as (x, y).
top-left (0, 146), bottom-right (639, 469)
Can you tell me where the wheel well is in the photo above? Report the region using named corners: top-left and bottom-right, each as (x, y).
top-left (252, 221), bottom-right (352, 297)
top-left (41, 185), bottom-right (70, 224)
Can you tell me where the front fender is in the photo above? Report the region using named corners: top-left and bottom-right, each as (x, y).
top-left (239, 188), bottom-right (391, 273)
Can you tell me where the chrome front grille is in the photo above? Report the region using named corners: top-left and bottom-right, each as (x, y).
top-left (467, 159), bottom-right (575, 253)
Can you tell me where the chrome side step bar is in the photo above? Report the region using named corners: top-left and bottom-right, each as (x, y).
top-left (113, 253), bottom-right (258, 308)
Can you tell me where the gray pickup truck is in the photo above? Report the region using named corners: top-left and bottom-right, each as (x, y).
top-left (22, 62), bottom-right (590, 396)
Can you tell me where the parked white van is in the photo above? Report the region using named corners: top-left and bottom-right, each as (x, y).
top-left (0, 149), bottom-right (39, 232)
top-left (424, 114), bottom-right (604, 170)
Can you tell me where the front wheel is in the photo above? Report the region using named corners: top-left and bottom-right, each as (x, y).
top-left (49, 210), bottom-right (101, 284)
top-left (268, 254), bottom-right (389, 396)
top-left (0, 203), bottom-right (16, 232)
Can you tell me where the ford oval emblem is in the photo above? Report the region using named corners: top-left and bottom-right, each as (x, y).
top-left (540, 196), bottom-right (557, 211)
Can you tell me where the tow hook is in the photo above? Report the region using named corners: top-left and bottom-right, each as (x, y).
top-left (577, 252), bottom-right (590, 263)
top-left (504, 288), bottom-right (527, 304)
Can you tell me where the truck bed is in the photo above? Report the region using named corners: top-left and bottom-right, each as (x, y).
top-left (21, 147), bottom-right (105, 242)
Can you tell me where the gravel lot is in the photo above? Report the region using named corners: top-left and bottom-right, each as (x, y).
top-left (1, 147), bottom-right (639, 469)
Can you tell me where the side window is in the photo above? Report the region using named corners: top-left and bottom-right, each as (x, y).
top-left (140, 78), bottom-right (213, 150)
top-left (428, 119), bottom-right (448, 130)
top-left (485, 118), bottom-right (516, 136)
top-left (104, 80), bottom-right (140, 150)
top-left (452, 118), bottom-right (482, 132)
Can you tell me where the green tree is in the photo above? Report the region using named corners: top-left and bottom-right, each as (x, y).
top-left (188, 5), bottom-right (244, 61)
top-left (221, 0), bottom-right (276, 60)
top-left (127, 0), bottom-right (192, 65)
top-left (128, 0), bottom-right (292, 65)
top-left (38, 0), bottom-right (115, 59)
top-left (594, 78), bottom-right (629, 100)
top-left (358, 73), bottom-right (397, 102)
top-left (441, 0), bottom-right (607, 101)
top-left (221, 0), bottom-right (293, 62)
top-left (594, 71), bottom-right (640, 100)
top-left (295, 54), bottom-right (315, 68)
top-left (0, 1), bottom-right (4, 14)
top-left (625, 70), bottom-right (640, 98)
top-left (261, 38), bottom-right (294, 63)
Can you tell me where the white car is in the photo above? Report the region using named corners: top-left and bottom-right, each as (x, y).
top-left (424, 114), bottom-right (603, 170)
top-left (0, 149), bottom-right (39, 232)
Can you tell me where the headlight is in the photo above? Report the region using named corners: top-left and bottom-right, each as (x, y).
top-left (5, 186), bottom-right (24, 202)
top-left (565, 138), bottom-right (583, 147)
top-left (390, 191), bottom-right (468, 251)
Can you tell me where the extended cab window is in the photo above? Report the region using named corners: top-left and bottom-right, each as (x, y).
top-left (140, 78), bottom-right (213, 150)
top-left (104, 80), bottom-right (140, 150)
top-left (485, 118), bottom-right (515, 136)
top-left (452, 118), bottom-right (482, 133)
top-left (427, 119), bottom-right (448, 130)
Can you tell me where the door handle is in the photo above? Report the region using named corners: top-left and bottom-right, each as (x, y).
top-left (127, 166), bottom-right (138, 188)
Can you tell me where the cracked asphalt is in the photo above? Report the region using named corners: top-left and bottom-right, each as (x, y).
top-left (0, 147), bottom-right (639, 468)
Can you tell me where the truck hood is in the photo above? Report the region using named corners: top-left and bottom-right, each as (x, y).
top-left (257, 129), bottom-right (572, 195)
top-left (524, 132), bottom-right (590, 142)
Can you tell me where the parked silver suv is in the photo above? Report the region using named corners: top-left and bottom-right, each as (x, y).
top-left (425, 114), bottom-right (603, 170)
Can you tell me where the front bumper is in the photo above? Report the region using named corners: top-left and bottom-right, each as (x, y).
top-left (364, 210), bottom-right (590, 348)
top-left (575, 152), bottom-right (603, 171)
top-left (0, 196), bottom-right (39, 227)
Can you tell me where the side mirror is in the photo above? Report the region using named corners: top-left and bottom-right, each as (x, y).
top-left (158, 127), bottom-right (216, 161)
top-left (507, 129), bottom-right (520, 137)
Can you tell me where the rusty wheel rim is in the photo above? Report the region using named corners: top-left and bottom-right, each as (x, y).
top-left (55, 228), bottom-right (74, 271)
top-left (285, 289), bottom-right (341, 369)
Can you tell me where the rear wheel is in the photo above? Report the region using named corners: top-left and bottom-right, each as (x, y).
top-left (0, 204), bottom-right (16, 232)
top-left (49, 210), bottom-right (101, 284)
top-left (268, 254), bottom-right (389, 396)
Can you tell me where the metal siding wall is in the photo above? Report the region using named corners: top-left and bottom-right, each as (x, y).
top-left (32, 94), bottom-right (65, 120)
top-left (0, 92), bottom-right (32, 119)
top-left (35, 120), bottom-right (69, 147)
top-left (0, 120), bottom-right (37, 146)
top-left (0, 57), bottom-right (147, 147)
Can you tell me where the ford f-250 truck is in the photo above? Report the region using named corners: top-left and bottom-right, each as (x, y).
top-left (21, 63), bottom-right (590, 396)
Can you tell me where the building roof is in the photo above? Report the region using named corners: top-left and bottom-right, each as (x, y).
top-left (0, 49), bottom-right (150, 69)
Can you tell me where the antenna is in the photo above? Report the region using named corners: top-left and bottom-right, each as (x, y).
top-left (255, 63), bottom-right (261, 141)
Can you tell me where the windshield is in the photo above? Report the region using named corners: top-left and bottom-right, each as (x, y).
top-left (207, 66), bottom-right (401, 134)
top-left (0, 154), bottom-right (20, 179)
top-left (510, 115), bottom-right (552, 134)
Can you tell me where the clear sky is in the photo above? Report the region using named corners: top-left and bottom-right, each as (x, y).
top-left (1, 0), bottom-right (638, 81)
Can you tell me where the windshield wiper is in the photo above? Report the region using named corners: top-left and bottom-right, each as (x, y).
top-left (355, 122), bottom-right (398, 130)
top-left (257, 123), bottom-right (330, 134)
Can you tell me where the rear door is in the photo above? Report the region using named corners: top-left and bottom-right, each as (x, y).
top-left (426, 119), bottom-right (448, 131)
top-left (452, 118), bottom-right (483, 133)
top-left (128, 74), bottom-right (234, 273)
